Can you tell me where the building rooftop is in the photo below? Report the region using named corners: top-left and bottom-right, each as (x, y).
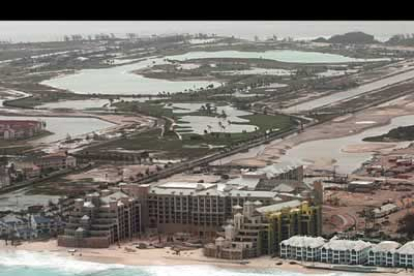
top-left (370, 241), bottom-right (401, 253)
top-left (397, 241), bottom-right (414, 254)
top-left (246, 161), bottom-right (303, 179)
top-left (226, 177), bottom-right (261, 190)
top-left (256, 200), bottom-right (302, 214)
top-left (349, 181), bottom-right (374, 185)
top-left (322, 238), bottom-right (372, 251)
top-left (100, 191), bottom-right (132, 204)
top-left (272, 183), bottom-right (295, 193)
top-left (281, 236), bottom-right (326, 248)
top-left (373, 203), bottom-right (398, 214)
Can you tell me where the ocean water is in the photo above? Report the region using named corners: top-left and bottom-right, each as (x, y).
top-left (0, 250), bottom-right (361, 276)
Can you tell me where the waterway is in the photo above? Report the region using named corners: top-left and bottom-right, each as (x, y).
top-left (282, 68), bottom-right (414, 113)
top-left (41, 50), bottom-right (382, 95)
top-left (276, 115), bottom-right (414, 174)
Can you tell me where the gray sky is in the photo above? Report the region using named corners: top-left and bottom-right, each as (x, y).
top-left (0, 21), bottom-right (413, 42)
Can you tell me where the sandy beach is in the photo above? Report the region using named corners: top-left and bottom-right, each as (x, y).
top-left (0, 239), bottom-right (413, 275)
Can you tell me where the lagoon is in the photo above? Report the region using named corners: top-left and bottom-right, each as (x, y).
top-left (41, 50), bottom-right (383, 95)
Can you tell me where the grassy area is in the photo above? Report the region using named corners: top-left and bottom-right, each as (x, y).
top-left (85, 113), bottom-right (296, 159)
top-left (363, 125), bottom-right (414, 142)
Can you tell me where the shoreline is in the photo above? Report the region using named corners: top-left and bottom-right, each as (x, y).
top-left (0, 240), bottom-right (412, 275)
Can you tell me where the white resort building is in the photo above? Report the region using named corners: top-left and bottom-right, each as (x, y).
top-left (320, 238), bottom-right (372, 265)
top-left (367, 241), bottom-right (401, 267)
top-left (280, 236), bottom-right (326, 261)
top-left (396, 241), bottom-right (414, 268)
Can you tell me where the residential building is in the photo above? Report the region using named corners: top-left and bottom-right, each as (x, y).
top-left (0, 214), bottom-right (36, 240)
top-left (367, 241), bottom-right (401, 267)
top-left (280, 236), bottom-right (326, 261)
top-left (396, 241), bottom-right (414, 268)
top-left (0, 120), bottom-right (45, 140)
top-left (30, 215), bottom-right (60, 237)
top-left (35, 152), bottom-right (77, 172)
top-left (320, 237), bottom-right (372, 265)
top-left (348, 181), bottom-right (377, 193)
top-left (58, 188), bottom-right (142, 248)
top-left (372, 203), bottom-right (399, 219)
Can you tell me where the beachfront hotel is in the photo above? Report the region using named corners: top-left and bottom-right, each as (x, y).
top-left (203, 199), bottom-right (322, 259)
top-left (367, 241), bottom-right (401, 267)
top-left (280, 236), bottom-right (326, 261)
top-left (280, 236), bottom-right (414, 268)
top-left (320, 238), bottom-right (372, 265)
top-left (58, 188), bottom-right (142, 248)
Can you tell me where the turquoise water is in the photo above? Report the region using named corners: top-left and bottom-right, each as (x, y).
top-left (0, 250), bottom-right (360, 276)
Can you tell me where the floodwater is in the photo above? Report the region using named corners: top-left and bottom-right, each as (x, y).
top-left (0, 115), bottom-right (114, 144)
top-left (169, 103), bottom-right (257, 134)
top-left (41, 56), bottom-right (220, 95)
top-left (36, 97), bottom-right (165, 110)
top-left (166, 50), bottom-right (387, 63)
top-left (283, 68), bottom-right (414, 113)
top-left (277, 115), bottom-right (414, 174)
top-left (0, 188), bottom-right (60, 212)
top-left (41, 50), bottom-right (380, 95)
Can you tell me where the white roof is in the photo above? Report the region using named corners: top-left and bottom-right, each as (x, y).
top-left (83, 202), bottom-right (95, 208)
top-left (397, 241), bottom-right (414, 254)
top-left (373, 203), bottom-right (398, 214)
top-left (273, 183), bottom-right (295, 193)
top-left (349, 181), bottom-right (374, 185)
top-left (281, 236), bottom-right (326, 248)
top-left (226, 177), bottom-right (260, 189)
top-left (370, 241), bottom-right (401, 253)
top-left (253, 161), bottom-right (303, 179)
top-left (157, 182), bottom-right (216, 190)
top-left (256, 200), bottom-right (302, 214)
top-left (322, 239), bottom-right (372, 251)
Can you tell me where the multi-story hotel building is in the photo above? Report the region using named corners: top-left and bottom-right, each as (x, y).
top-left (58, 188), bottom-right (142, 248)
top-left (367, 241), bottom-right (401, 267)
top-left (280, 236), bottom-right (326, 261)
top-left (320, 238), bottom-right (373, 265)
top-left (203, 199), bottom-right (322, 259)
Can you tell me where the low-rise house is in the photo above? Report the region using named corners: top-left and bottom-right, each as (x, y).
top-left (280, 236), bottom-right (326, 261)
top-left (372, 203), bottom-right (399, 219)
top-left (0, 120), bottom-right (45, 140)
top-left (348, 181), bottom-right (377, 193)
top-left (35, 152), bottom-right (76, 172)
top-left (30, 215), bottom-right (60, 237)
top-left (367, 241), bottom-right (401, 267)
top-left (0, 214), bottom-right (36, 240)
top-left (396, 241), bottom-right (414, 268)
top-left (320, 237), bottom-right (372, 265)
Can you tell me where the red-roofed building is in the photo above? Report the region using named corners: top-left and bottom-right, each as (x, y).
top-left (0, 120), bottom-right (45, 140)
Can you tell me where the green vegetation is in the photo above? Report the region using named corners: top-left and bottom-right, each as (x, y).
top-left (313, 32), bottom-right (377, 44)
top-left (232, 114), bottom-right (293, 131)
top-left (364, 125), bottom-right (414, 142)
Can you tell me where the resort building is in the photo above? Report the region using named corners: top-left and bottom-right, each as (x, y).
top-left (372, 203), bottom-right (399, 219)
top-left (34, 152), bottom-right (77, 172)
top-left (367, 241), bottom-right (401, 267)
top-left (144, 182), bottom-right (283, 238)
top-left (320, 237), bottom-right (372, 265)
top-left (280, 236), bottom-right (326, 261)
top-left (203, 199), bottom-right (322, 259)
top-left (58, 188), bottom-right (142, 248)
top-left (30, 215), bottom-right (61, 237)
top-left (396, 241), bottom-right (414, 268)
top-left (0, 120), bottom-right (45, 140)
